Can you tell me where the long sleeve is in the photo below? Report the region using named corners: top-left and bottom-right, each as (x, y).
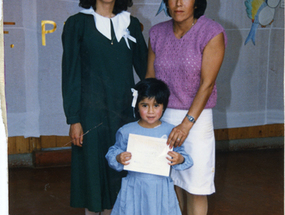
top-left (131, 17), bottom-right (148, 80)
top-left (172, 145), bottom-right (193, 171)
top-left (105, 128), bottom-right (128, 172)
top-left (61, 15), bottom-right (83, 125)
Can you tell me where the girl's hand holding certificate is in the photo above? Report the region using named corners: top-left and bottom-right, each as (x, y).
top-left (167, 151), bottom-right (185, 166)
top-left (116, 152), bottom-right (132, 166)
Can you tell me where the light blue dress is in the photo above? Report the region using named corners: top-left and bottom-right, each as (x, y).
top-left (105, 121), bottom-right (193, 215)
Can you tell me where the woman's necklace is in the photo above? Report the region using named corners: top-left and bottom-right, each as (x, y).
top-left (110, 19), bottom-right (115, 45)
top-left (174, 19), bottom-right (195, 39)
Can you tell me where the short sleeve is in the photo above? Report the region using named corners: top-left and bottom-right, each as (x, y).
top-left (149, 23), bottom-right (163, 53)
top-left (200, 19), bottom-right (227, 52)
top-left (149, 25), bottom-right (158, 53)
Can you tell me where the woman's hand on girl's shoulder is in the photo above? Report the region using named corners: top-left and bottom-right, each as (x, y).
top-left (116, 152), bottom-right (132, 165)
top-left (167, 151), bottom-right (184, 166)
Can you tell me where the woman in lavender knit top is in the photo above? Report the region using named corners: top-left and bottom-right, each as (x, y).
top-left (146, 0), bottom-right (227, 214)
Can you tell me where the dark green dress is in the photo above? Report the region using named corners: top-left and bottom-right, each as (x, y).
top-left (61, 12), bottom-right (147, 212)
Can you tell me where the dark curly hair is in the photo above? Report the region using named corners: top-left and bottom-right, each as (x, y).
top-left (79, 0), bottom-right (133, 15)
top-left (133, 78), bottom-right (170, 119)
top-left (163, 0), bottom-right (207, 19)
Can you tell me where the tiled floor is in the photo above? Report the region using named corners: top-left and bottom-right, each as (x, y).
top-left (9, 148), bottom-right (283, 215)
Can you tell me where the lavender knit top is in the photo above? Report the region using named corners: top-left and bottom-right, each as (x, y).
top-left (149, 15), bottom-right (227, 110)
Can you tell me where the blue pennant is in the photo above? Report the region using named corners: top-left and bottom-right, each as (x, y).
top-left (156, 0), bottom-right (169, 16)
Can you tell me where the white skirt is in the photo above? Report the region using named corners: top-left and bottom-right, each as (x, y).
top-left (161, 108), bottom-right (215, 195)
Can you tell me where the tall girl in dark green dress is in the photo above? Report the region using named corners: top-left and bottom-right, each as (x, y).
top-left (61, 0), bottom-right (148, 214)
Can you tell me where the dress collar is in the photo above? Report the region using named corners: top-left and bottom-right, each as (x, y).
top-left (80, 7), bottom-right (130, 42)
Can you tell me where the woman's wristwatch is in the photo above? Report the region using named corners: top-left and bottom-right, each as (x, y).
top-left (186, 114), bottom-right (196, 123)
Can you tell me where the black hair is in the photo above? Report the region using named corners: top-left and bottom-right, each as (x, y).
top-left (133, 78), bottom-right (170, 119)
top-left (163, 0), bottom-right (207, 19)
top-left (79, 0), bottom-right (133, 15)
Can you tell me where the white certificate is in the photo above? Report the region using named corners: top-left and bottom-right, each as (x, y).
top-left (123, 133), bottom-right (172, 177)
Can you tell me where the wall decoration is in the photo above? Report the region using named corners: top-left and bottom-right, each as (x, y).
top-left (244, 0), bottom-right (281, 45)
top-left (156, 0), bottom-right (168, 16)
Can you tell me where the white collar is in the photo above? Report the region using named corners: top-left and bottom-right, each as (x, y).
top-left (80, 7), bottom-right (130, 42)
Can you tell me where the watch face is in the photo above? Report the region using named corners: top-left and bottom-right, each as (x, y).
top-left (187, 114), bottom-right (195, 123)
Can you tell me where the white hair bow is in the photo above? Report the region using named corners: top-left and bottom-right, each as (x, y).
top-left (131, 88), bottom-right (138, 118)
top-left (131, 88), bottom-right (138, 108)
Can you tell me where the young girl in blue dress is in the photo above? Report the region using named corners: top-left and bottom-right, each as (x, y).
top-left (105, 78), bottom-right (193, 215)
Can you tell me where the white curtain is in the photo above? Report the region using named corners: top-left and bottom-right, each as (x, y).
top-left (3, 0), bottom-right (284, 137)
